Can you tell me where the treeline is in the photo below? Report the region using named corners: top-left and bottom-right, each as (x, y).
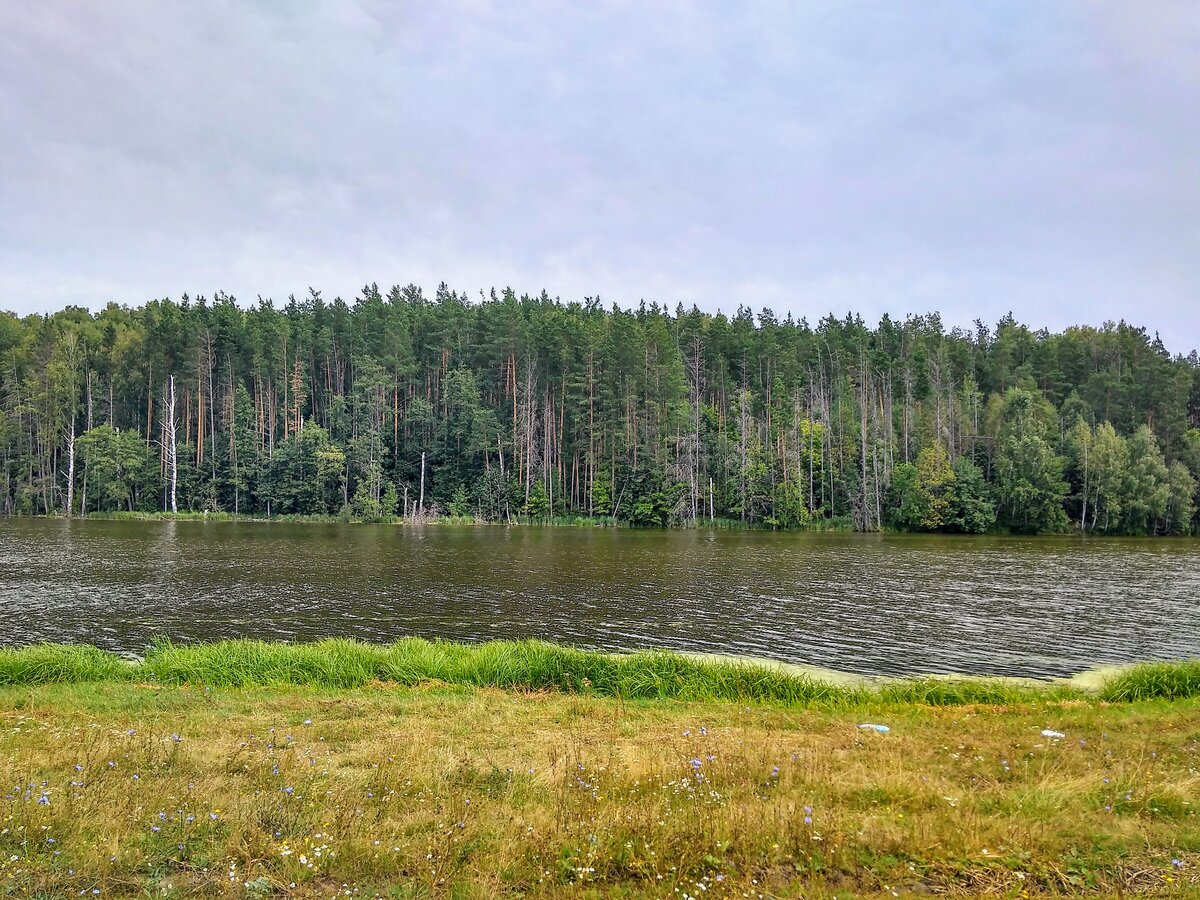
top-left (1, 285), bottom-right (1199, 534)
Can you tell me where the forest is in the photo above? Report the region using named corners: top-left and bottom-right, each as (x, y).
top-left (1, 284), bottom-right (1198, 535)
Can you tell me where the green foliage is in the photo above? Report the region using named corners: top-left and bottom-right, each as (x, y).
top-left (947, 456), bottom-right (996, 533)
top-left (1123, 425), bottom-right (1169, 533)
top-left (1164, 461), bottom-right (1196, 535)
top-left (889, 451), bottom-right (994, 533)
top-left (0, 293), bottom-right (1195, 533)
top-left (76, 424), bottom-right (156, 512)
top-left (263, 423), bottom-right (347, 515)
top-left (994, 389), bottom-right (1069, 533)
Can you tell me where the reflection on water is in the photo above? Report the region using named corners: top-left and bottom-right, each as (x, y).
top-left (2, 519), bottom-right (1198, 677)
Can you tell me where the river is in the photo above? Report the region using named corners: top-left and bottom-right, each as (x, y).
top-left (1, 519), bottom-right (1197, 677)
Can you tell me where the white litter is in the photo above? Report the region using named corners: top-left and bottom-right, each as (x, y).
top-left (1040, 729), bottom-right (1066, 739)
top-left (857, 723), bottom-right (890, 734)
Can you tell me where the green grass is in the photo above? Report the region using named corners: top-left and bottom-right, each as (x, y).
top-left (0, 642), bottom-right (134, 685)
top-left (3, 638), bottom-right (1199, 706)
top-left (142, 637), bottom-right (862, 705)
top-left (1100, 659), bottom-right (1200, 701)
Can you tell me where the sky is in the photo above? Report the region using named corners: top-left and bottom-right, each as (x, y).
top-left (1, 1), bottom-right (1198, 352)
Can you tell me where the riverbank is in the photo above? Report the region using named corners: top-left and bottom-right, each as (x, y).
top-left (3, 638), bottom-right (1200, 702)
top-left (1, 648), bottom-right (1197, 898)
top-left (59, 509), bottom-right (861, 532)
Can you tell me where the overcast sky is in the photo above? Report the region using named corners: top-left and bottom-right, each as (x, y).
top-left (2, 2), bottom-right (1198, 351)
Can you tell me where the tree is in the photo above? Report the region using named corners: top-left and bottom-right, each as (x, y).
top-left (1124, 425), bottom-right (1169, 534)
top-left (993, 389), bottom-right (1068, 533)
top-left (1088, 423), bottom-right (1129, 533)
top-left (1164, 461), bottom-right (1196, 535)
top-left (914, 444), bottom-right (955, 530)
top-left (76, 425), bottom-right (154, 512)
top-left (947, 456), bottom-right (996, 533)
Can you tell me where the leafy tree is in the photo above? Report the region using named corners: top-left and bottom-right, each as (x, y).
top-left (76, 425), bottom-right (154, 512)
top-left (1164, 461), bottom-right (1196, 535)
top-left (947, 457), bottom-right (996, 533)
top-left (993, 389), bottom-right (1068, 533)
top-left (914, 444), bottom-right (955, 529)
top-left (1124, 425), bottom-right (1169, 534)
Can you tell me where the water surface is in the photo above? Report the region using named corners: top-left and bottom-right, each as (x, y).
top-left (2, 519), bottom-right (1197, 677)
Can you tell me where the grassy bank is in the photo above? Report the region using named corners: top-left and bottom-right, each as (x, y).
top-left (3, 642), bottom-right (1200, 897)
top-left (2, 638), bottom-right (1199, 705)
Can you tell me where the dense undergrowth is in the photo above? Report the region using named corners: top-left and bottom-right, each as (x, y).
top-left (1, 638), bottom-right (1196, 705)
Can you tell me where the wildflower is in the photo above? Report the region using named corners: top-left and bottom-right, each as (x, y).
top-left (37, 793), bottom-right (50, 805)
top-left (690, 759), bottom-right (703, 770)
top-left (283, 786), bottom-right (294, 795)
top-left (170, 733), bottom-right (182, 743)
top-left (770, 766), bottom-right (779, 778)
top-left (1173, 859), bottom-right (1184, 870)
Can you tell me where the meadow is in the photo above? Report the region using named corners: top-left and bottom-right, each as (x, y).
top-left (1, 641), bottom-right (1198, 898)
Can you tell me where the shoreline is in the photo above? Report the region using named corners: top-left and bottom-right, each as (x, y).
top-left (7, 510), bottom-right (1199, 540)
top-left (2, 638), bottom-right (1196, 703)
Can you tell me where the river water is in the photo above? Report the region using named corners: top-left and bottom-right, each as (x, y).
top-left (1, 519), bottom-right (1197, 677)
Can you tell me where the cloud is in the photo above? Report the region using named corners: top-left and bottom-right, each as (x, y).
top-left (1, 1), bottom-right (1197, 351)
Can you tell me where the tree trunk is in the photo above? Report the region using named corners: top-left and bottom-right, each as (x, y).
top-left (167, 375), bottom-right (178, 514)
top-left (65, 425), bottom-right (75, 518)
top-left (418, 450), bottom-right (426, 519)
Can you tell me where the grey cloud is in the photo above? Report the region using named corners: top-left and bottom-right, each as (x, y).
top-left (1, 1), bottom-right (1197, 351)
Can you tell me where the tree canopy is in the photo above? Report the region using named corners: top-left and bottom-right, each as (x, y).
top-left (1, 286), bottom-right (1197, 534)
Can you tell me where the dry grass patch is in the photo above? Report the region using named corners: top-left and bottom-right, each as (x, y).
top-left (1, 684), bottom-right (1198, 898)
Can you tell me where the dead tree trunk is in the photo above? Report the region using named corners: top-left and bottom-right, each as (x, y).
top-left (167, 375), bottom-right (178, 514)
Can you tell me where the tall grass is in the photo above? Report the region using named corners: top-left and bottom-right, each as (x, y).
top-left (2, 639), bottom-right (1199, 705)
top-left (1099, 659), bottom-right (1200, 701)
top-left (0, 643), bottom-right (133, 685)
top-left (142, 638), bottom-right (862, 705)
